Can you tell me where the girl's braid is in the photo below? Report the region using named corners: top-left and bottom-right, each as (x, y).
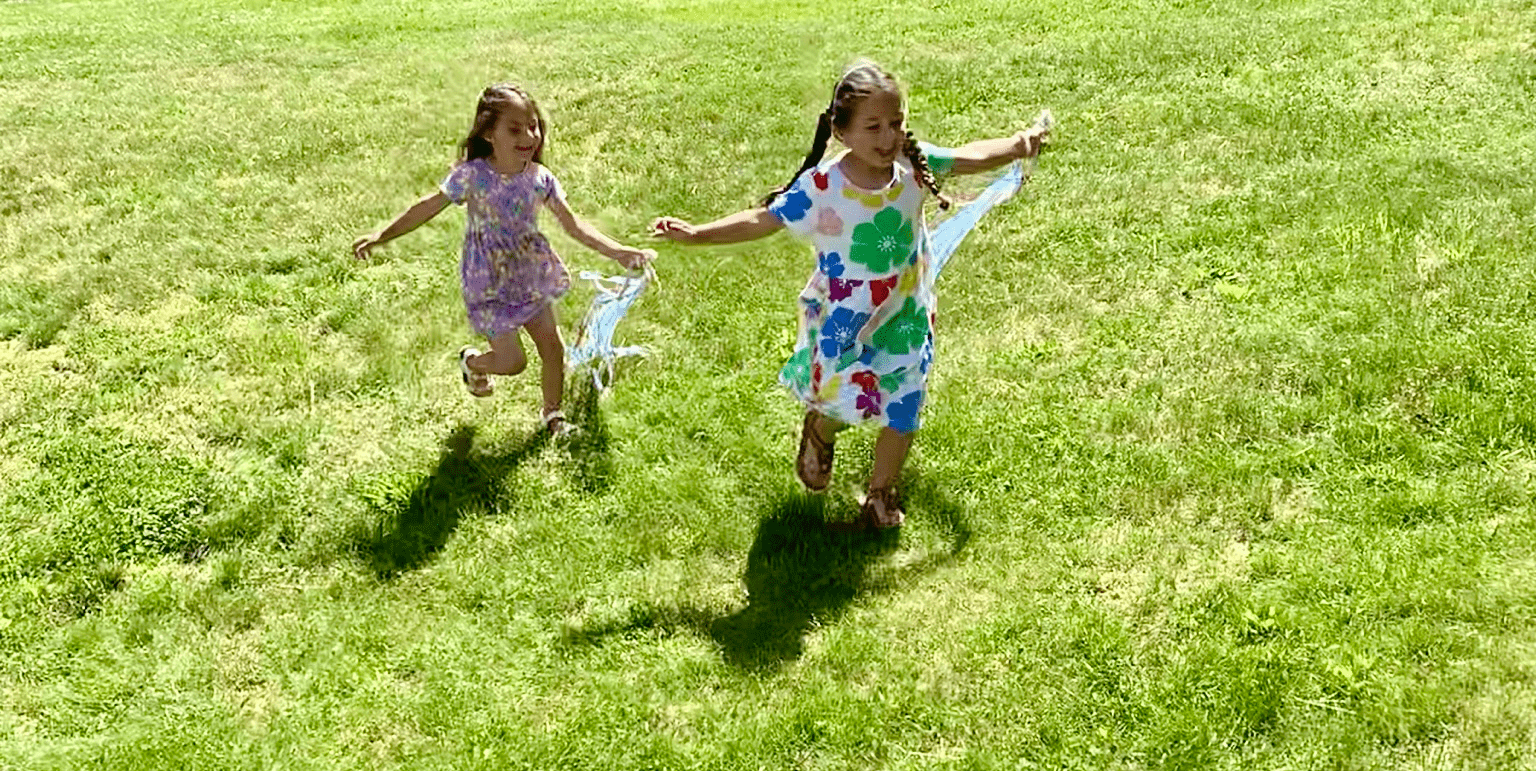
top-left (903, 130), bottom-right (951, 210)
top-left (763, 109), bottom-right (833, 207)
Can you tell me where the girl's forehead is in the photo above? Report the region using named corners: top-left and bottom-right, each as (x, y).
top-left (850, 90), bottom-right (904, 121)
top-left (498, 98), bottom-right (538, 124)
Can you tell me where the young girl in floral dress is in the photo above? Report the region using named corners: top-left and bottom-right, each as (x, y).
top-left (652, 61), bottom-right (1046, 528)
top-left (354, 84), bottom-right (653, 434)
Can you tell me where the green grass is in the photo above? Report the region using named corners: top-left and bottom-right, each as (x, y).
top-left (4, 0), bottom-right (1536, 767)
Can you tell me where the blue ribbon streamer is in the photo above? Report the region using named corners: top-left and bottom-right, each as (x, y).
top-left (566, 265), bottom-right (654, 390)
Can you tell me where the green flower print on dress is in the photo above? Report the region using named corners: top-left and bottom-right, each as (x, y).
top-left (848, 207), bottom-right (915, 273)
top-left (870, 297), bottom-right (930, 355)
top-left (781, 347), bottom-right (812, 389)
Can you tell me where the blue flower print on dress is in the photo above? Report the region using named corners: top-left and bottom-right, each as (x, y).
top-left (770, 187), bottom-right (812, 223)
top-left (819, 307), bottom-right (871, 359)
top-left (919, 333), bottom-right (934, 374)
top-left (886, 390), bottom-right (924, 433)
top-left (818, 251), bottom-right (845, 278)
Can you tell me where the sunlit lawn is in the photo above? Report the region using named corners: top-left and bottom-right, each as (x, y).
top-left (4, 0), bottom-right (1536, 767)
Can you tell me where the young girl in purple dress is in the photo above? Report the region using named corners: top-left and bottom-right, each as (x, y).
top-left (354, 84), bottom-right (653, 434)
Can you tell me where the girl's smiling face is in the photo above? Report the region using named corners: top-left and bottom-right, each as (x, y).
top-left (836, 89), bottom-right (905, 176)
top-left (486, 97), bottom-right (543, 169)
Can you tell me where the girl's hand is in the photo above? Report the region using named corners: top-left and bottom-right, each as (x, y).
top-left (1012, 125), bottom-right (1049, 160)
top-left (650, 217), bottom-right (698, 244)
top-left (352, 234), bottom-right (384, 260)
top-left (613, 247), bottom-right (655, 271)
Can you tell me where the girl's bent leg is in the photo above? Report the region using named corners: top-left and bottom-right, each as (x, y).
top-left (522, 305), bottom-right (566, 421)
top-left (797, 411), bottom-right (845, 492)
top-left (471, 332), bottom-right (528, 376)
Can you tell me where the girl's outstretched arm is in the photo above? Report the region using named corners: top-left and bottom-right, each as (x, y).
top-left (546, 196), bottom-right (654, 269)
top-left (353, 191), bottom-right (450, 260)
top-left (650, 207), bottom-right (783, 245)
top-left (947, 124), bottom-right (1049, 176)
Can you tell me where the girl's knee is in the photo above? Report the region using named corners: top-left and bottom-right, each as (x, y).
top-left (500, 353), bottom-right (528, 376)
top-left (481, 343), bottom-right (526, 375)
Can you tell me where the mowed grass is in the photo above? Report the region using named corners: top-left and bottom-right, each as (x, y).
top-left (4, 0), bottom-right (1536, 767)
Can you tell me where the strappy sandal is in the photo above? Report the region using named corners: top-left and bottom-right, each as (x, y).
top-left (542, 409), bottom-right (577, 437)
top-left (796, 411), bottom-right (834, 492)
top-left (459, 347), bottom-right (494, 397)
top-left (860, 486), bottom-right (904, 529)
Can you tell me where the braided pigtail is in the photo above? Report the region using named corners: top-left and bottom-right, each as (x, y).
top-left (904, 130), bottom-right (951, 210)
top-left (763, 110), bottom-right (833, 207)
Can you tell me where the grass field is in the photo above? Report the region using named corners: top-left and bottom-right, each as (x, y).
top-left (5, 0), bottom-right (1536, 767)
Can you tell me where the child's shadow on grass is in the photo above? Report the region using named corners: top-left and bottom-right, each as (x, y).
top-left (358, 381), bottom-right (614, 578)
top-left (567, 475), bottom-right (970, 671)
top-left (357, 424), bottom-right (546, 579)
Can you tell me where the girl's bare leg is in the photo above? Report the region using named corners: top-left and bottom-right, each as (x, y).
top-left (859, 426), bottom-right (913, 527)
top-left (469, 331), bottom-right (528, 376)
top-left (869, 427), bottom-right (913, 491)
top-left (521, 305), bottom-right (566, 418)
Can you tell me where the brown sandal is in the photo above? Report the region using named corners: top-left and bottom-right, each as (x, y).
top-left (796, 411), bottom-right (834, 492)
top-left (860, 486), bottom-right (904, 529)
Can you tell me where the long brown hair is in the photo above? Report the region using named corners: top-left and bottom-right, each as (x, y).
top-left (764, 61), bottom-right (949, 209)
top-left (459, 83), bottom-right (548, 164)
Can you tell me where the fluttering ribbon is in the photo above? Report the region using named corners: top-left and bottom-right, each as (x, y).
top-left (927, 109), bottom-right (1053, 279)
top-left (565, 263), bottom-right (655, 390)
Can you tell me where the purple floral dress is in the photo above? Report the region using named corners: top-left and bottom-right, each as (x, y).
top-left (440, 159), bottom-right (570, 338)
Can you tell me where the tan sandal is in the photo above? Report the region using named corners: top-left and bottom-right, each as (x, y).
top-left (459, 347), bottom-right (494, 397)
top-left (860, 486), bottom-right (904, 529)
top-left (542, 409), bottom-right (577, 437)
top-left (796, 411), bottom-right (834, 492)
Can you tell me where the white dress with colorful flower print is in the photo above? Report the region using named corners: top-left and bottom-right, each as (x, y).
top-left (767, 144), bottom-right (956, 433)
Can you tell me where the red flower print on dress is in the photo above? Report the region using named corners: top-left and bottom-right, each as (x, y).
top-left (812, 171), bottom-right (829, 191)
top-left (869, 276), bottom-right (899, 306)
top-left (851, 370), bottom-right (880, 394)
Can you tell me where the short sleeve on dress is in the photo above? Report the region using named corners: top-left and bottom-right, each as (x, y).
top-left (766, 169), bottom-right (816, 240)
top-left (440, 162), bottom-right (475, 205)
top-left (537, 166), bottom-right (565, 204)
top-left (917, 141), bottom-right (956, 177)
